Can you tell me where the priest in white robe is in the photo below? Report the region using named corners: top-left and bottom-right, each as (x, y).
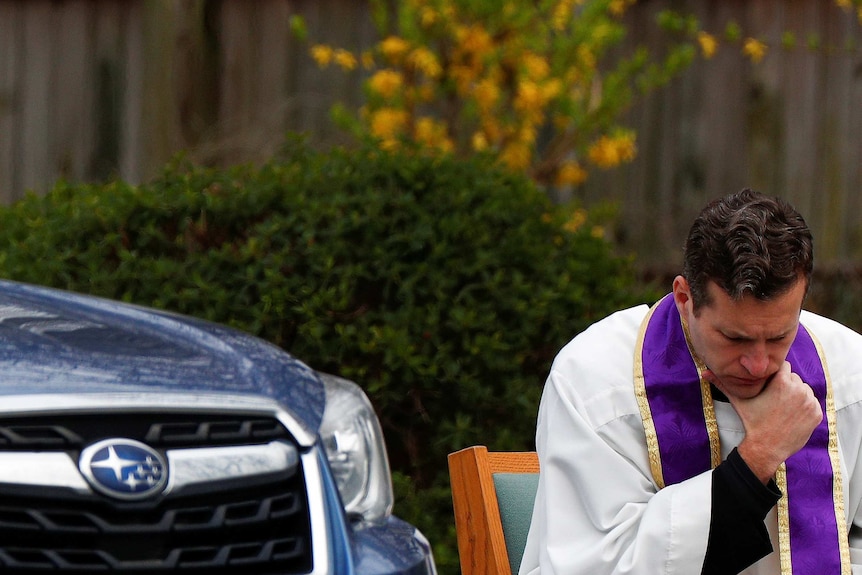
top-left (520, 189), bottom-right (862, 575)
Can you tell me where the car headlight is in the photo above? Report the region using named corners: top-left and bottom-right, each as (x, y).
top-left (318, 372), bottom-right (394, 525)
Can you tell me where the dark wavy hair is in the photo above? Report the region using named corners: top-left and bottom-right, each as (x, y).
top-left (683, 188), bottom-right (813, 310)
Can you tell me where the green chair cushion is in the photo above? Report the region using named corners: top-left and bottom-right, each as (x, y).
top-left (492, 472), bottom-right (540, 575)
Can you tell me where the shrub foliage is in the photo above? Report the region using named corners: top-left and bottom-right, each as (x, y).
top-left (0, 140), bottom-right (654, 573)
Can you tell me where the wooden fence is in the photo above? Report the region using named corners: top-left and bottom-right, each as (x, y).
top-left (1, 0), bottom-right (860, 269)
top-left (0, 0), bottom-right (373, 198)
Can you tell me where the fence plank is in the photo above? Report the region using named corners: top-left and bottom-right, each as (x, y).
top-left (0, 2), bottom-right (21, 201)
top-left (54, 1), bottom-right (98, 189)
top-left (20, 1), bottom-right (54, 197)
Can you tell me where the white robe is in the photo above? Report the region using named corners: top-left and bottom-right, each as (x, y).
top-left (519, 305), bottom-right (862, 575)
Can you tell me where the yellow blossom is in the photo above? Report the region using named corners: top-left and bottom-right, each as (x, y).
top-left (514, 81), bottom-right (544, 113)
top-left (588, 133), bottom-right (637, 168)
top-left (523, 53), bottom-right (550, 81)
top-left (369, 70), bottom-right (403, 99)
top-left (310, 44), bottom-right (334, 67)
top-left (591, 225), bottom-right (606, 239)
top-left (413, 116), bottom-right (436, 141)
top-left (500, 141), bottom-right (532, 170)
top-left (563, 208), bottom-right (588, 233)
top-left (440, 3), bottom-right (456, 21)
top-left (577, 45), bottom-right (596, 69)
top-left (591, 22), bottom-right (613, 43)
top-left (615, 133), bottom-right (637, 163)
top-left (697, 32), bottom-right (718, 59)
top-left (474, 78), bottom-right (500, 113)
top-left (380, 36), bottom-right (411, 63)
top-left (518, 123), bottom-right (539, 146)
top-left (552, 0), bottom-right (575, 31)
top-left (556, 162), bottom-right (588, 187)
top-left (456, 24), bottom-right (493, 57)
top-left (609, 0), bottom-right (634, 16)
top-left (333, 49), bottom-right (357, 71)
top-left (743, 38), bottom-right (768, 63)
top-left (408, 47), bottom-right (442, 78)
top-left (472, 132), bottom-right (489, 151)
top-left (369, 108), bottom-right (408, 140)
top-left (380, 138), bottom-right (400, 151)
top-left (542, 79), bottom-right (563, 101)
top-left (420, 6), bottom-right (438, 27)
top-left (415, 117), bottom-right (453, 152)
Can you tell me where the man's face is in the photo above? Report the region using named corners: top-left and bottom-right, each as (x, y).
top-left (672, 276), bottom-right (806, 400)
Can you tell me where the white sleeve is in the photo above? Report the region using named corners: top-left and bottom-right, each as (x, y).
top-left (520, 369), bottom-right (712, 575)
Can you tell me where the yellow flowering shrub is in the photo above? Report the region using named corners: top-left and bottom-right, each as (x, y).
top-left (306, 0), bottom-right (698, 187)
top-left (307, 0), bottom-right (861, 188)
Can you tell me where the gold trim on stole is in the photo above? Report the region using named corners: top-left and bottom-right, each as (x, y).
top-left (755, 328), bottom-right (848, 575)
top-left (680, 315), bottom-right (721, 469)
top-left (634, 300), bottom-right (665, 488)
top-left (775, 462), bottom-right (791, 575)
top-left (808, 329), bottom-right (850, 574)
top-left (633, 298), bottom-right (722, 489)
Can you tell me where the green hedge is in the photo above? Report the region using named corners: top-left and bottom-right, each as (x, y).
top-left (0, 139), bottom-right (656, 574)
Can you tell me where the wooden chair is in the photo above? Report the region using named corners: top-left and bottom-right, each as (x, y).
top-left (448, 446), bottom-right (540, 575)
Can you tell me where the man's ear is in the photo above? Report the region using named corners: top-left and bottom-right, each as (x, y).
top-left (672, 276), bottom-right (693, 317)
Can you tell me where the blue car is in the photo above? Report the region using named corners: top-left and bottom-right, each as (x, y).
top-left (0, 279), bottom-right (437, 575)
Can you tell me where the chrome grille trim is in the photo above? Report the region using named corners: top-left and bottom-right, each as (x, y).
top-left (0, 442), bottom-right (300, 494)
top-left (0, 395), bottom-right (330, 574)
top-left (0, 453), bottom-right (90, 492)
top-left (166, 442), bottom-right (300, 493)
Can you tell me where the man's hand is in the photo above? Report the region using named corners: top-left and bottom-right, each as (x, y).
top-left (705, 361), bottom-right (823, 484)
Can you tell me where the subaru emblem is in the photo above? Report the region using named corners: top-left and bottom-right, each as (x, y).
top-left (79, 438), bottom-right (168, 500)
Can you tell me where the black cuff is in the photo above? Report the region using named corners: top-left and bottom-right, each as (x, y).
top-left (722, 447), bottom-right (782, 519)
top-left (701, 448), bottom-right (781, 575)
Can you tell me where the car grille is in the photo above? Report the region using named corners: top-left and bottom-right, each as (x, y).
top-left (0, 413), bottom-right (313, 573)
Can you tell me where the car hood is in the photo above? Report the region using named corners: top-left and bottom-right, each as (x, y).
top-left (0, 280), bottom-right (326, 433)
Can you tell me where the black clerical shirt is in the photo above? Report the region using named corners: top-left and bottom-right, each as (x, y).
top-left (702, 389), bottom-right (783, 575)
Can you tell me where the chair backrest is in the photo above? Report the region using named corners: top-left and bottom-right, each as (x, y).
top-left (448, 446), bottom-right (540, 575)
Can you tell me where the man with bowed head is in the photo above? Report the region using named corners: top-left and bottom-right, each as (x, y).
top-left (519, 189), bottom-right (862, 575)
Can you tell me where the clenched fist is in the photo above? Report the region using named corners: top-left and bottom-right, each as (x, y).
top-left (706, 361), bottom-right (823, 484)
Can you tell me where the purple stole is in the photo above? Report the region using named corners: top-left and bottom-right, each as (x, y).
top-left (634, 295), bottom-right (850, 574)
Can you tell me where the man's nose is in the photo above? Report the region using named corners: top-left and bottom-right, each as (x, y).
top-left (740, 345), bottom-right (770, 377)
